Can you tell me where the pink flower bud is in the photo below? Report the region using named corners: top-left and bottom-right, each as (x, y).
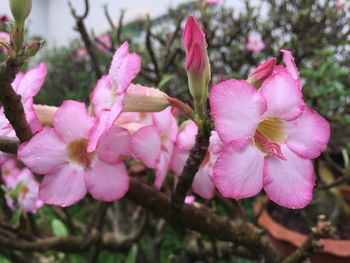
top-left (186, 42), bottom-right (205, 73)
top-left (124, 84), bottom-right (170, 112)
top-left (182, 16), bottom-right (206, 52)
top-left (204, 0), bottom-right (220, 5)
top-left (247, 57), bottom-right (276, 88)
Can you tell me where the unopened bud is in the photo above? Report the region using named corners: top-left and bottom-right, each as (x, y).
top-left (124, 84), bottom-right (170, 112)
top-left (247, 57), bottom-right (276, 88)
top-left (24, 40), bottom-right (44, 57)
top-left (9, 0), bottom-right (32, 29)
top-left (183, 16), bottom-right (211, 118)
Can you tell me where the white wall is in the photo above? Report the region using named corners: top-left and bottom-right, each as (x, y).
top-left (0, 0), bottom-right (192, 47)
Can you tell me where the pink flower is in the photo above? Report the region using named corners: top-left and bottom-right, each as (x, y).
top-left (18, 100), bottom-right (131, 207)
top-left (88, 42), bottom-right (141, 152)
top-left (204, 0), bottom-right (220, 5)
top-left (77, 47), bottom-right (88, 60)
top-left (1, 158), bottom-right (43, 213)
top-left (210, 58), bottom-right (330, 208)
top-left (246, 33), bottom-right (265, 54)
top-left (132, 108), bottom-right (178, 189)
top-left (0, 31), bottom-right (10, 54)
top-left (274, 50), bottom-right (301, 90)
top-left (96, 34), bottom-right (112, 52)
top-left (335, 1), bottom-right (344, 10)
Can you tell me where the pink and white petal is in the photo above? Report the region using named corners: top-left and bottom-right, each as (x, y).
top-left (39, 165), bottom-right (87, 207)
top-left (86, 158), bottom-right (129, 201)
top-left (263, 145), bottom-right (314, 209)
top-left (53, 100), bottom-right (94, 143)
top-left (23, 99), bottom-right (42, 133)
top-left (208, 131), bottom-right (224, 154)
top-left (16, 63), bottom-right (47, 101)
top-left (18, 127), bottom-right (67, 174)
top-left (210, 80), bottom-right (267, 144)
top-left (259, 72), bottom-right (304, 120)
top-left (87, 93), bottom-right (125, 152)
top-left (131, 125), bottom-right (161, 169)
top-left (285, 108), bottom-right (330, 159)
top-left (193, 164), bottom-right (215, 199)
top-left (152, 107), bottom-right (174, 134)
top-left (154, 151), bottom-right (171, 189)
top-left (177, 121), bottom-right (198, 150)
top-left (90, 76), bottom-right (113, 116)
top-left (170, 147), bottom-right (188, 176)
top-left (281, 50), bottom-right (301, 89)
top-left (11, 72), bottom-right (24, 91)
top-left (213, 139), bottom-right (264, 199)
top-left (108, 42), bottom-right (141, 93)
top-left (97, 126), bottom-right (131, 164)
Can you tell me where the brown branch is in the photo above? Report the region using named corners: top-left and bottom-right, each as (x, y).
top-left (171, 125), bottom-right (211, 211)
top-left (116, 10), bottom-right (125, 45)
top-left (68, 0), bottom-right (102, 79)
top-left (0, 137), bottom-right (281, 262)
top-left (127, 178), bottom-right (281, 262)
top-left (145, 16), bottom-right (160, 83)
top-left (0, 135), bottom-right (19, 153)
top-left (0, 58), bottom-right (32, 142)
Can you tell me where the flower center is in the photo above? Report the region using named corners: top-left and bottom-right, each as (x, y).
top-left (254, 118), bottom-right (286, 160)
top-left (67, 139), bottom-right (96, 168)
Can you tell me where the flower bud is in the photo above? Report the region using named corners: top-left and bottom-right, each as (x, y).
top-left (124, 84), bottom-right (170, 112)
top-left (9, 0), bottom-right (32, 29)
top-left (182, 16), bottom-right (211, 117)
top-left (24, 40), bottom-right (44, 57)
top-left (247, 57), bottom-right (276, 88)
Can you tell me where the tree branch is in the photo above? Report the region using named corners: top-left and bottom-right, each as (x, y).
top-left (0, 58), bottom-right (32, 142)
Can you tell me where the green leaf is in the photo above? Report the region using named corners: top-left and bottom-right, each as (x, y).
top-left (125, 244), bottom-right (138, 263)
top-left (51, 218), bottom-right (68, 236)
top-left (11, 207), bottom-right (22, 228)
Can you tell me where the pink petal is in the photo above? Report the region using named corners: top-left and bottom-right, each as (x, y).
top-left (281, 50), bottom-right (301, 89)
top-left (152, 107), bottom-right (175, 134)
top-left (11, 72), bottom-right (24, 91)
top-left (208, 131), bottom-right (224, 154)
top-left (170, 147), bottom-right (188, 176)
top-left (259, 72), bottom-right (304, 120)
top-left (154, 151), bottom-right (171, 189)
top-left (39, 165), bottom-right (87, 207)
top-left (97, 126), bottom-right (131, 164)
top-left (131, 126), bottom-right (161, 168)
top-left (18, 127), bottom-right (67, 174)
top-left (108, 41), bottom-right (141, 94)
top-left (90, 76), bottom-right (113, 116)
top-left (86, 158), bottom-right (129, 201)
top-left (263, 145), bottom-right (314, 209)
top-left (193, 163), bottom-right (215, 199)
top-left (88, 93), bottom-right (124, 152)
top-left (210, 80), bottom-right (267, 143)
top-left (23, 99), bottom-right (42, 133)
top-left (213, 139), bottom-right (264, 199)
top-left (182, 16), bottom-right (206, 51)
top-left (285, 107), bottom-right (330, 159)
top-left (53, 100), bottom-right (94, 143)
top-left (15, 63), bottom-right (47, 102)
top-left (177, 121), bottom-right (198, 151)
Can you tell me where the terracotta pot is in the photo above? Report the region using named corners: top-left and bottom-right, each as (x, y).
top-left (253, 186), bottom-right (350, 263)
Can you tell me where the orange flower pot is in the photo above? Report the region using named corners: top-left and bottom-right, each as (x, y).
top-left (253, 186), bottom-right (350, 263)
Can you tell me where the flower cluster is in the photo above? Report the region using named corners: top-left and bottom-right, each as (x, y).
top-left (0, 15), bottom-right (330, 212)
